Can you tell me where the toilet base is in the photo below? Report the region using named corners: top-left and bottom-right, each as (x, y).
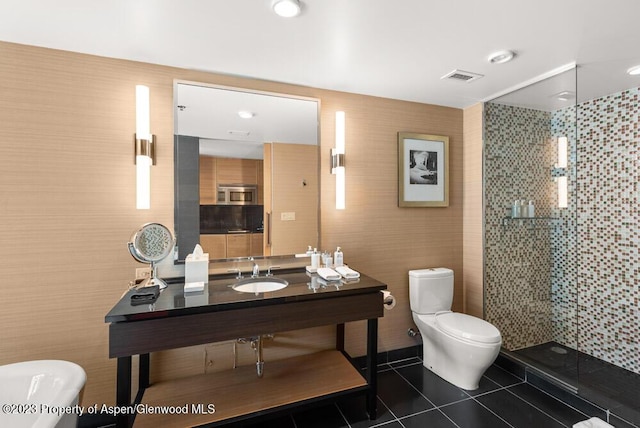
top-left (414, 314), bottom-right (501, 391)
top-left (421, 346), bottom-right (483, 390)
top-left (420, 340), bottom-right (499, 390)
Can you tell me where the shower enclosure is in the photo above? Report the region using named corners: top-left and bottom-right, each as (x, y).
top-left (483, 65), bottom-right (639, 426)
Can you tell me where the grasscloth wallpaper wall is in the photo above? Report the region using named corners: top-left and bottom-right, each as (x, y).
top-left (484, 87), bottom-right (639, 375)
top-left (0, 41), bottom-right (463, 406)
top-left (462, 103), bottom-right (484, 319)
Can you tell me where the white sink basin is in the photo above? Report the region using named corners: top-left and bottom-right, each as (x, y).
top-left (232, 277), bottom-right (288, 293)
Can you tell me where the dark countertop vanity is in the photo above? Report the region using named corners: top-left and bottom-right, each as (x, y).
top-left (105, 268), bottom-right (386, 428)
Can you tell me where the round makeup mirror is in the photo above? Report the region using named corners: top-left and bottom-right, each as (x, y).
top-left (128, 223), bottom-right (175, 289)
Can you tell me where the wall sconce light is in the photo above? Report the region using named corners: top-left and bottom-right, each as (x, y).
top-left (331, 111), bottom-right (346, 210)
top-left (555, 136), bottom-right (568, 208)
top-left (557, 136), bottom-right (568, 168)
top-left (135, 85), bottom-right (155, 210)
top-left (557, 176), bottom-right (568, 208)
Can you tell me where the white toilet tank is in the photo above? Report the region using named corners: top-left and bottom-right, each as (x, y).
top-left (409, 268), bottom-right (454, 314)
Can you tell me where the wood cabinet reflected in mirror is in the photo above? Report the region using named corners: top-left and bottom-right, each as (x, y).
top-left (174, 81), bottom-right (320, 262)
top-left (263, 142), bottom-right (318, 257)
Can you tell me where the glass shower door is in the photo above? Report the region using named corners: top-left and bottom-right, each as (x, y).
top-left (483, 67), bottom-right (579, 390)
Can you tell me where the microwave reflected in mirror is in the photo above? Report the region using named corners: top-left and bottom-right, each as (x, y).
top-left (217, 184), bottom-right (258, 205)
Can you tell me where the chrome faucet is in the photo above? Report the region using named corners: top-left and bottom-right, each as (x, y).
top-left (266, 265), bottom-right (280, 277)
top-left (228, 257), bottom-right (260, 279)
top-left (227, 268), bottom-right (242, 279)
top-left (250, 257), bottom-right (260, 278)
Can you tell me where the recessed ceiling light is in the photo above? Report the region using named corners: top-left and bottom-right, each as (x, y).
top-left (238, 111), bottom-right (255, 119)
top-left (627, 65), bottom-right (640, 76)
top-left (551, 91), bottom-right (575, 101)
top-left (488, 50), bottom-right (516, 64)
top-left (272, 0), bottom-right (301, 18)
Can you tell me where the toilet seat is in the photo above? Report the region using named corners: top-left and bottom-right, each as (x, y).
top-left (435, 312), bottom-right (501, 344)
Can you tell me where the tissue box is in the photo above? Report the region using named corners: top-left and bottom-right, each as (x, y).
top-left (185, 252), bottom-right (209, 284)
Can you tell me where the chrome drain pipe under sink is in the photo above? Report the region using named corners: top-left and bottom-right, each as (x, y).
top-left (234, 334), bottom-right (273, 377)
top-left (253, 336), bottom-right (264, 378)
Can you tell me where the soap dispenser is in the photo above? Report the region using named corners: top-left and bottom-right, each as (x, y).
top-left (311, 248), bottom-right (320, 269)
top-left (334, 247), bottom-right (344, 267)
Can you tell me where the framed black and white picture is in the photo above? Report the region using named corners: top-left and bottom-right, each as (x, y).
top-left (398, 132), bottom-right (449, 207)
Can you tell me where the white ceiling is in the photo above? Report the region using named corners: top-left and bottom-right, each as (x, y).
top-left (1, 0), bottom-right (639, 109)
top-left (176, 82), bottom-right (319, 157)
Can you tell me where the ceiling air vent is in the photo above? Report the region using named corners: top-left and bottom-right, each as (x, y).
top-left (441, 69), bottom-right (484, 83)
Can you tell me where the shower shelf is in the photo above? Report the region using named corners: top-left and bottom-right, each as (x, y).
top-left (501, 217), bottom-right (561, 227)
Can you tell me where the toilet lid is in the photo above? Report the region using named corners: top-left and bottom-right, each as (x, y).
top-left (435, 312), bottom-right (501, 344)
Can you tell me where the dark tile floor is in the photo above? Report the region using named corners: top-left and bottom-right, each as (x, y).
top-left (514, 342), bottom-right (640, 427)
top-left (84, 353), bottom-right (638, 428)
top-left (234, 357), bottom-right (635, 428)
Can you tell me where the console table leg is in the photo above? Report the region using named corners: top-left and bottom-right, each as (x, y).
top-left (366, 318), bottom-right (378, 419)
top-left (139, 353), bottom-right (150, 390)
top-left (116, 356), bottom-right (132, 428)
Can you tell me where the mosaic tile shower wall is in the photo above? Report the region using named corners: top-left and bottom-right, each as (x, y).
top-left (484, 103), bottom-right (559, 350)
top-left (484, 87), bottom-right (640, 375)
top-left (574, 87), bottom-right (639, 374)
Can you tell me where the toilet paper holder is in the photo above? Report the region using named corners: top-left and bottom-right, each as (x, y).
top-left (381, 290), bottom-right (396, 310)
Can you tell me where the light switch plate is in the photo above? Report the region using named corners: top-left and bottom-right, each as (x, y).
top-left (281, 212), bottom-right (296, 221)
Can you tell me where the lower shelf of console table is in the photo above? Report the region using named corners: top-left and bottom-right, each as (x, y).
top-left (133, 350), bottom-right (367, 427)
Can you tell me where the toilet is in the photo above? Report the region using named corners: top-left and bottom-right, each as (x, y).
top-left (409, 268), bottom-right (502, 390)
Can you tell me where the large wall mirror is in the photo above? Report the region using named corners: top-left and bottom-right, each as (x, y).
top-left (174, 81), bottom-right (320, 263)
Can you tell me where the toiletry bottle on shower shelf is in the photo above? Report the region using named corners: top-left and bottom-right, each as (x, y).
top-left (520, 200), bottom-right (528, 218)
top-left (334, 247), bottom-right (344, 267)
top-left (528, 200), bottom-right (535, 218)
top-left (512, 200), bottom-right (521, 218)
